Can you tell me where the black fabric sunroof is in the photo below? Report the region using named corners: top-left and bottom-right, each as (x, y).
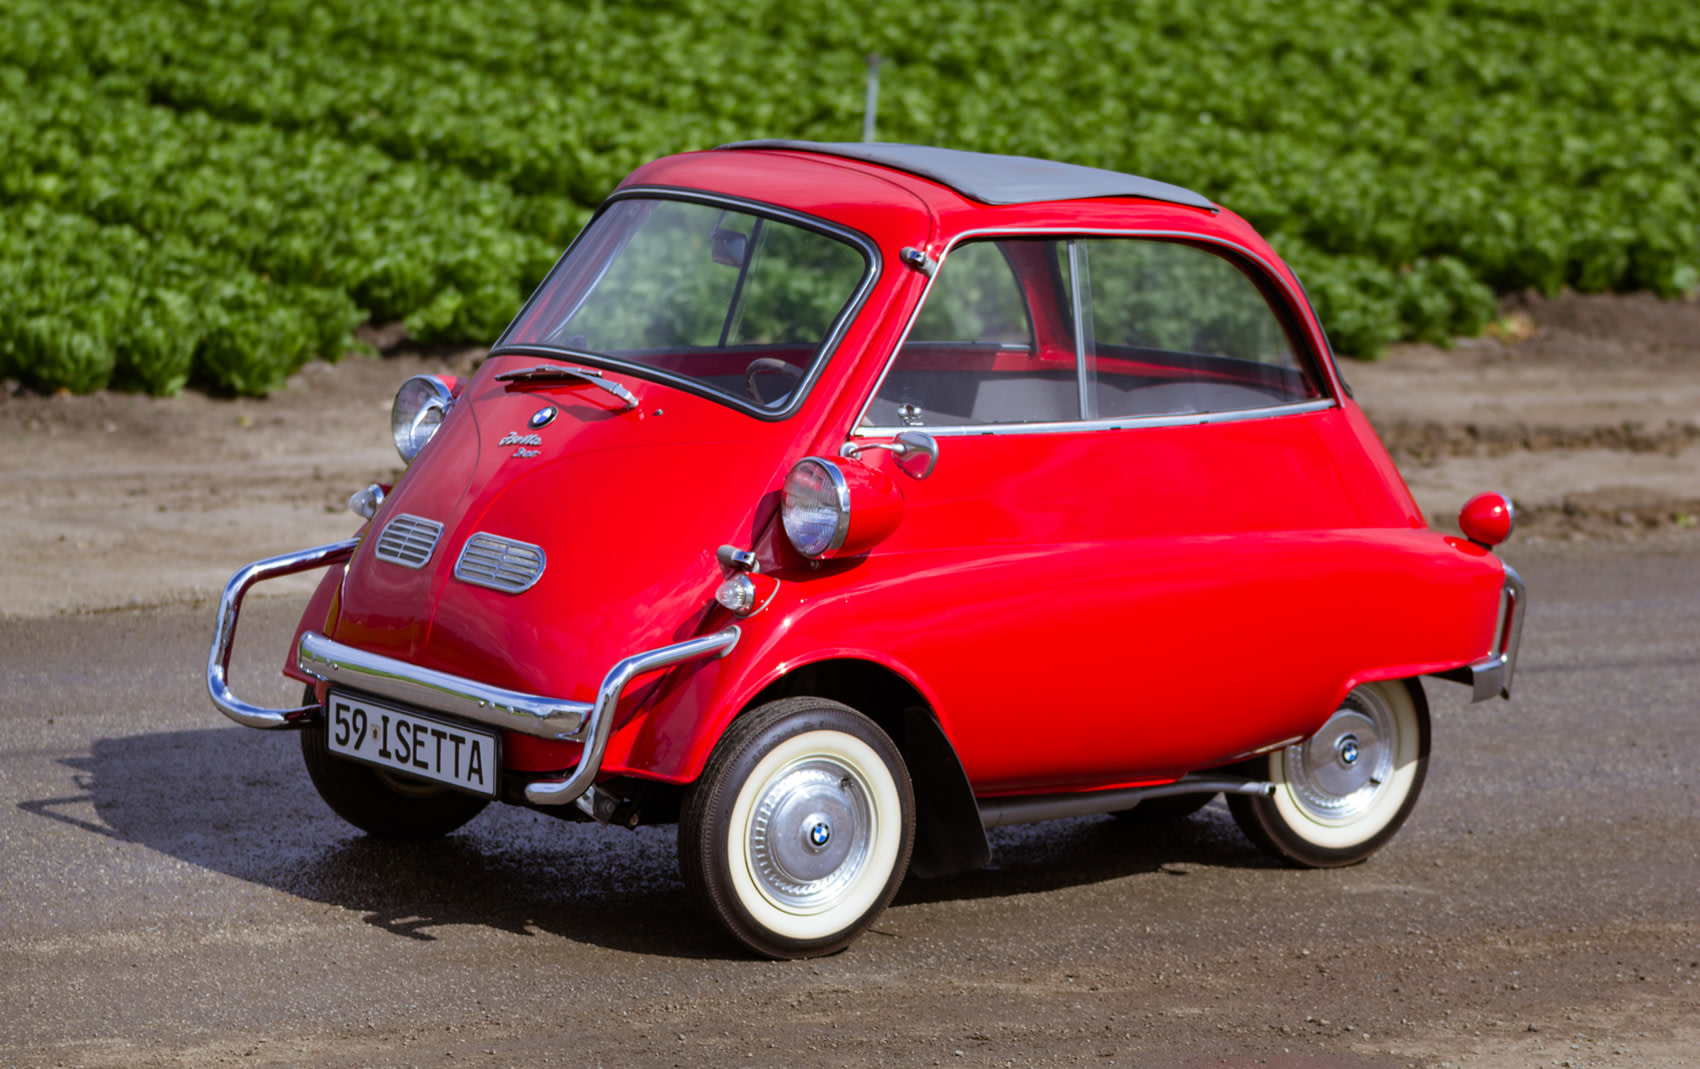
top-left (719, 140), bottom-right (1214, 211)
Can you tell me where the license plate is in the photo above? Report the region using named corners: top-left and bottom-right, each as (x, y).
top-left (325, 691), bottom-right (499, 798)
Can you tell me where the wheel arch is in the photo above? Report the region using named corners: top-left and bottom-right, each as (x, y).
top-left (741, 656), bottom-right (990, 879)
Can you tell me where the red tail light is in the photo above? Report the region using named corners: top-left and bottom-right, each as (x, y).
top-left (1459, 492), bottom-right (1515, 548)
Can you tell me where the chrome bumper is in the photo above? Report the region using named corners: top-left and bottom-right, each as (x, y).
top-left (207, 540), bottom-right (360, 729)
top-left (1436, 563), bottom-right (1526, 702)
top-left (297, 632), bottom-right (594, 739)
top-left (298, 626), bottom-right (739, 806)
top-left (207, 542), bottom-right (740, 806)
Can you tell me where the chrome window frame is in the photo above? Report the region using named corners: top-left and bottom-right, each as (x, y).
top-left (492, 186), bottom-right (882, 423)
top-left (852, 227), bottom-right (1339, 438)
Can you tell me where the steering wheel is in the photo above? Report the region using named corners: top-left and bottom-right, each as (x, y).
top-left (744, 358), bottom-right (805, 405)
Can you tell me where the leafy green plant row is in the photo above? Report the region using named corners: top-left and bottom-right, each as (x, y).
top-left (2, 0), bottom-right (1698, 392)
top-left (0, 201), bottom-right (363, 395)
top-left (0, 66), bottom-right (560, 393)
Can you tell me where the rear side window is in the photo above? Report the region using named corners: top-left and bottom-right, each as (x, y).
top-left (1073, 239), bottom-right (1316, 420)
top-left (864, 236), bottom-right (1318, 431)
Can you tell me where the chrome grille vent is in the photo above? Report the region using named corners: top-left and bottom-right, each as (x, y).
top-left (373, 513), bottom-right (443, 569)
top-left (454, 533), bottom-right (547, 594)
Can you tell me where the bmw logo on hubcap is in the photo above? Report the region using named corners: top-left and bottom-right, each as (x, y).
top-left (808, 821), bottom-right (831, 848)
top-left (529, 405), bottom-right (558, 429)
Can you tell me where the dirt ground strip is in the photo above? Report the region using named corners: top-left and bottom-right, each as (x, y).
top-left (1349, 290), bottom-right (1700, 539)
top-left (2, 290), bottom-right (1698, 620)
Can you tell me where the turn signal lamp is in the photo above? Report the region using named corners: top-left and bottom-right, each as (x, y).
top-left (715, 572), bottom-right (781, 617)
top-left (1459, 491), bottom-right (1515, 548)
top-left (347, 483), bottom-right (388, 520)
top-left (391, 375), bottom-right (458, 463)
top-left (780, 457), bottom-right (904, 560)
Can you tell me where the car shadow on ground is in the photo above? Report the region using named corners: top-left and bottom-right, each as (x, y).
top-left (897, 803), bottom-right (1275, 908)
top-left (19, 725), bottom-right (1274, 959)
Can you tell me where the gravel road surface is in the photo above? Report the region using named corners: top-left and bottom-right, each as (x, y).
top-left (2, 539), bottom-right (1696, 1068)
top-left (2, 292), bottom-right (1697, 1065)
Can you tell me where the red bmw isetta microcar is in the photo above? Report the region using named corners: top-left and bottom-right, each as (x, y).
top-left (209, 142), bottom-right (1524, 958)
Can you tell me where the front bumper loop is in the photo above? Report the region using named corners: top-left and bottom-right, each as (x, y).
top-left (209, 543), bottom-right (740, 808)
top-left (513, 627), bottom-right (741, 807)
top-left (295, 625), bottom-right (740, 807)
top-left (206, 539), bottom-right (360, 729)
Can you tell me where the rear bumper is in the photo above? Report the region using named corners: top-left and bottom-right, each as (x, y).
top-left (1435, 563), bottom-right (1526, 702)
top-left (207, 540), bottom-right (739, 806)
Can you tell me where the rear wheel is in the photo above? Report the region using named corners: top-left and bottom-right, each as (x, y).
top-left (299, 691), bottom-right (489, 839)
top-left (1229, 679), bottom-right (1429, 868)
top-left (679, 698), bottom-right (914, 959)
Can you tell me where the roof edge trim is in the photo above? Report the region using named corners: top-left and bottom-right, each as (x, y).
top-left (718, 140), bottom-right (1216, 211)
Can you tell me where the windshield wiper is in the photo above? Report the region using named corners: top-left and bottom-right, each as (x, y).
top-left (493, 364), bottom-right (638, 412)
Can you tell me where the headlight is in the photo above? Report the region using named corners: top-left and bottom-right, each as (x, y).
top-left (779, 457), bottom-right (906, 560)
top-left (391, 375), bottom-right (455, 463)
top-left (782, 458), bottom-right (851, 559)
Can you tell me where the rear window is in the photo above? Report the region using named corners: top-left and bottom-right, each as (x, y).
top-left (500, 197), bottom-right (871, 414)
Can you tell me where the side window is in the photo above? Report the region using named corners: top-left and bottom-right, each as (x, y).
top-left (1076, 240), bottom-right (1318, 419)
top-left (867, 241), bottom-right (1075, 428)
top-left (862, 236), bottom-right (1319, 431)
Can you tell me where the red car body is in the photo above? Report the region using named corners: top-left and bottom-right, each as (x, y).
top-left (209, 142), bottom-right (1523, 957)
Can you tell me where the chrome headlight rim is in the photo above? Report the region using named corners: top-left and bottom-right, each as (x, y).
top-left (782, 457), bottom-right (852, 560)
top-left (391, 375), bottom-right (455, 464)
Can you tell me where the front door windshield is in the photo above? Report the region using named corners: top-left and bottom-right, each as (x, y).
top-left (499, 198), bottom-right (870, 413)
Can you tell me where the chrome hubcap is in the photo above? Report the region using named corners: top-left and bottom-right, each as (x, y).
top-left (748, 759), bottom-right (872, 911)
top-left (1337, 735), bottom-right (1360, 765)
top-left (1285, 690), bottom-right (1395, 822)
top-left (806, 816), bottom-right (832, 848)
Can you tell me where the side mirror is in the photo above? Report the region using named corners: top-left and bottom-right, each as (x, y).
top-left (711, 228), bottom-right (748, 267)
top-left (839, 430), bottom-right (939, 480)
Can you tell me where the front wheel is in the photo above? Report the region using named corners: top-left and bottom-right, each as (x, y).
top-left (1229, 679), bottom-right (1429, 868)
top-left (300, 697), bottom-right (490, 840)
top-left (679, 698), bottom-right (914, 959)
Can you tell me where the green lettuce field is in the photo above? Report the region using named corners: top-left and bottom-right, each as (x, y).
top-left (3, 0), bottom-right (1698, 395)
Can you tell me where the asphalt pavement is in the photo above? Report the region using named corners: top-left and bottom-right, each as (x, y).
top-left (2, 539), bottom-right (1696, 1068)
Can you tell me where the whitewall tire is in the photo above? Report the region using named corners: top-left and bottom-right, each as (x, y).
top-left (1229, 678), bottom-right (1430, 867)
top-left (679, 698), bottom-right (914, 959)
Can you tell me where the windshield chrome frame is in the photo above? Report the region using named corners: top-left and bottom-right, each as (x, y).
top-left (492, 186), bottom-right (882, 422)
top-left (852, 226), bottom-right (1339, 438)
